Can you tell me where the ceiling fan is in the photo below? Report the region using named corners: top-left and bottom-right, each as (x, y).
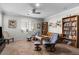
top-left (32, 8), bottom-right (40, 14)
top-left (29, 3), bottom-right (41, 14)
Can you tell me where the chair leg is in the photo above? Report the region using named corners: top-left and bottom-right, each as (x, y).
top-left (50, 45), bottom-right (56, 52)
top-left (35, 45), bottom-right (39, 51)
top-left (50, 47), bottom-right (56, 52)
top-left (34, 45), bottom-right (41, 51)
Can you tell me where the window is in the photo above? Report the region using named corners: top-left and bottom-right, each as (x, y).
top-left (26, 21), bottom-right (34, 32)
top-left (21, 20), bottom-right (35, 33)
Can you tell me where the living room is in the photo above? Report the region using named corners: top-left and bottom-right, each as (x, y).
top-left (0, 3), bottom-right (79, 55)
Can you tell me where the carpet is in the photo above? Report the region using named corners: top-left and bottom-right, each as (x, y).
top-left (1, 40), bottom-right (79, 55)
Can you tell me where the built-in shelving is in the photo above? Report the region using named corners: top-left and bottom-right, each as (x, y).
top-left (62, 15), bottom-right (79, 48)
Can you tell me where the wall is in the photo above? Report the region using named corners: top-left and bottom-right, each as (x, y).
top-left (2, 14), bottom-right (43, 40)
top-left (0, 12), bottom-right (2, 27)
top-left (44, 6), bottom-right (79, 34)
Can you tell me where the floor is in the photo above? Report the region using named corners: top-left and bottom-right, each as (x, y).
top-left (1, 40), bottom-right (79, 55)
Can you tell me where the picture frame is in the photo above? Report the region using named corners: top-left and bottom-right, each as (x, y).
top-left (8, 20), bottom-right (17, 28)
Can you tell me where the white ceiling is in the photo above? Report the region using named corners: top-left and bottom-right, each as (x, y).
top-left (0, 3), bottom-right (79, 18)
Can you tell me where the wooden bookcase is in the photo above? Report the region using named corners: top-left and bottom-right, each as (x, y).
top-left (42, 22), bottom-right (48, 35)
top-left (62, 15), bottom-right (79, 48)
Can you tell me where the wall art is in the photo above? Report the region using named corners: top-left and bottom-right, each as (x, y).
top-left (8, 20), bottom-right (17, 28)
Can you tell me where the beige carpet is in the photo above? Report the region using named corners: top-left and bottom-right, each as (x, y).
top-left (1, 40), bottom-right (79, 55)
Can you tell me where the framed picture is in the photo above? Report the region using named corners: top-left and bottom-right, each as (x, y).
top-left (49, 23), bottom-right (53, 26)
top-left (37, 23), bottom-right (41, 29)
top-left (8, 20), bottom-right (17, 28)
top-left (49, 22), bottom-right (56, 27)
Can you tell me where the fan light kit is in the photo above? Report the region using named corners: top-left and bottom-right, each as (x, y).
top-left (35, 3), bottom-right (40, 7)
top-left (27, 3), bottom-right (41, 15)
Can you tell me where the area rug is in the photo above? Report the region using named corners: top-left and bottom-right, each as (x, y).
top-left (1, 40), bottom-right (79, 55)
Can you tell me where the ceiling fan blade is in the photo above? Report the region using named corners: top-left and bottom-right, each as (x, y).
top-left (35, 12), bottom-right (40, 14)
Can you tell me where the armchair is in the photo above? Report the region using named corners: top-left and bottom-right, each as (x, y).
top-left (31, 32), bottom-right (40, 41)
top-left (3, 31), bottom-right (14, 44)
top-left (43, 33), bottom-right (59, 52)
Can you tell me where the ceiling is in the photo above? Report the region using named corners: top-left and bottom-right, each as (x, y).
top-left (0, 3), bottom-right (79, 18)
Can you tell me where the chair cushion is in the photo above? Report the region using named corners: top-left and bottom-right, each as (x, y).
top-left (3, 31), bottom-right (14, 39)
top-left (43, 33), bottom-right (59, 45)
top-left (34, 41), bottom-right (41, 45)
top-left (50, 33), bottom-right (59, 44)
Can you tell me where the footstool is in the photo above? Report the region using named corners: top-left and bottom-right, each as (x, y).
top-left (34, 40), bottom-right (41, 51)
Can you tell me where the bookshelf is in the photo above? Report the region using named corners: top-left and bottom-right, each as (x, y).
top-left (42, 22), bottom-right (48, 35)
top-left (62, 15), bottom-right (79, 48)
